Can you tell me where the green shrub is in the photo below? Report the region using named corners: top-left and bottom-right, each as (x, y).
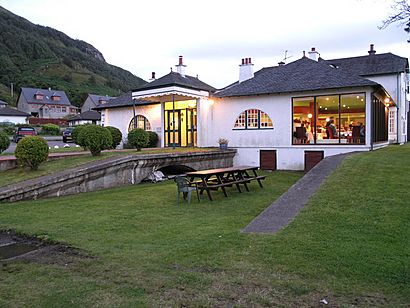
top-left (127, 128), bottom-right (149, 151)
top-left (77, 125), bottom-right (112, 156)
top-left (15, 136), bottom-right (49, 170)
top-left (72, 125), bottom-right (90, 147)
top-left (41, 123), bottom-right (60, 135)
top-left (0, 123), bottom-right (16, 135)
top-left (146, 131), bottom-right (159, 148)
top-left (105, 126), bottom-right (122, 149)
top-left (0, 131), bottom-right (10, 153)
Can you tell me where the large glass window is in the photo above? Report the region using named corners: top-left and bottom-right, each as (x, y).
top-left (128, 115), bottom-right (151, 132)
top-left (234, 109), bottom-right (273, 130)
top-left (292, 93), bottom-right (366, 145)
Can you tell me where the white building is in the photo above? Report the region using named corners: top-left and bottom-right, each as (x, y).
top-left (97, 47), bottom-right (409, 171)
top-left (0, 100), bottom-right (30, 124)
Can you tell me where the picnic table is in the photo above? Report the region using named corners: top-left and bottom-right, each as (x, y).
top-left (186, 166), bottom-right (266, 201)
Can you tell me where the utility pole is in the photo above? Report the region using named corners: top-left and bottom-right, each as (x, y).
top-left (10, 83), bottom-right (13, 98)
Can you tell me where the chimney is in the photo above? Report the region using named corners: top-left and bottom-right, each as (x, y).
top-left (308, 47), bottom-right (320, 61)
top-left (175, 55), bottom-right (186, 76)
top-left (368, 44), bottom-right (376, 55)
top-left (239, 57), bottom-right (254, 83)
top-left (150, 72), bottom-right (156, 81)
top-left (278, 61), bottom-right (285, 66)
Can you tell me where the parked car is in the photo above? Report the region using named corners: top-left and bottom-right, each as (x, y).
top-left (62, 127), bottom-right (74, 143)
top-left (12, 126), bottom-right (37, 143)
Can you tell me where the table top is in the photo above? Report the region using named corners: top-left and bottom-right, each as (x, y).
top-left (186, 166), bottom-right (258, 176)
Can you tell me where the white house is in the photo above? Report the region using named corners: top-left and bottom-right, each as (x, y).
top-left (97, 47), bottom-right (409, 171)
top-left (67, 110), bottom-right (101, 126)
top-left (0, 100), bottom-right (30, 124)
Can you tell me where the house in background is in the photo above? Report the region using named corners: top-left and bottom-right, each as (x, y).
top-left (97, 47), bottom-right (409, 171)
top-left (17, 87), bottom-right (78, 119)
top-left (0, 99), bottom-right (30, 124)
top-left (67, 110), bottom-right (101, 126)
top-left (81, 94), bottom-right (115, 113)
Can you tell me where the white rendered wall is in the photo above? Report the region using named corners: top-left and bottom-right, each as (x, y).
top-left (102, 104), bottom-right (161, 144)
top-left (0, 116), bottom-right (27, 124)
top-left (207, 88), bottom-right (373, 170)
top-left (367, 73), bottom-right (408, 143)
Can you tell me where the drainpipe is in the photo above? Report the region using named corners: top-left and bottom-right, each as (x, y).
top-left (396, 73), bottom-right (401, 144)
top-left (370, 91), bottom-right (374, 151)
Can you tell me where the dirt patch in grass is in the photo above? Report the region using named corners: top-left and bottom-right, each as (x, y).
top-left (0, 230), bottom-right (93, 267)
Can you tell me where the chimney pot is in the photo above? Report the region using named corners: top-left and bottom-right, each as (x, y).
top-left (151, 72), bottom-right (156, 79)
top-left (278, 61), bottom-right (285, 66)
top-left (311, 47), bottom-right (316, 51)
top-left (248, 57), bottom-right (252, 64)
top-left (368, 44), bottom-right (376, 55)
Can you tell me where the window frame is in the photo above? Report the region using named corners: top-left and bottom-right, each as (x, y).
top-left (291, 92), bottom-right (366, 146)
top-left (233, 109), bottom-right (273, 130)
top-left (128, 115), bottom-right (151, 132)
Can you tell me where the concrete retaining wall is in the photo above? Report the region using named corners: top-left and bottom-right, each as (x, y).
top-left (0, 150), bottom-right (236, 203)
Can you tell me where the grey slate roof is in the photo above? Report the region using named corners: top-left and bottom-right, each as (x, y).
top-left (214, 57), bottom-right (379, 98)
top-left (324, 53), bottom-right (409, 76)
top-left (93, 91), bottom-right (154, 110)
top-left (88, 94), bottom-right (115, 105)
top-left (0, 106), bottom-right (30, 117)
top-left (134, 71), bottom-right (216, 93)
top-left (68, 110), bottom-right (101, 121)
top-left (20, 87), bottom-right (73, 106)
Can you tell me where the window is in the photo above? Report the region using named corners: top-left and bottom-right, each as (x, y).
top-left (62, 107), bottom-right (67, 112)
top-left (292, 93), bottom-right (366, 145)
top-left (234, 109), bottom-right (273, 129)
top-left (128, 115), bottom-right (151, 132)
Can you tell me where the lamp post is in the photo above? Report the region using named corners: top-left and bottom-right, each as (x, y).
top-left (132, 98), bottom-right (137, 129)
top-left (172, 93), bottom-right (175, 149)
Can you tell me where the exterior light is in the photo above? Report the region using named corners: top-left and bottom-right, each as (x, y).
top-left (356, 95), bottom-right (360, 99)
top-left (384, 98), bottom-right (390, 104)
top-left (343, 104), bottom-right (346, 107)
top-left (308, 113), bottom-right (313, 119)
top-left (326, 117), bottom-right (330, 122)
top-left (325, 107), bottom-right (328, 110)
top-left (361, 99), bottom-right (364, 101)
top-left (326, 97), bottom-right (329, 101)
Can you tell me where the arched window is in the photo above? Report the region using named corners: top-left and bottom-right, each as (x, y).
top-left (128, 115), bottom-right (151, 132)
top-left (234, 109), bottom-right (273, 129)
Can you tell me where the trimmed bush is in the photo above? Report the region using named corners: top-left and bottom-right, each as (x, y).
top-left (0, 131), bottom-right (10, 153)
top-left (72, 125), bottom-right (90, 147)
top-left (106, 126), bottom-right (122, 149)
top-left (15, 136), bottom-right (49, 170)
top-left (77, 125), bottom-right (112, 156)
top-left (147, 131), bottom-right (159, 148)
top-left (0, 122), bottom-right (16, 135)
top-left (127, 128), bottom-right (149, 151)
top-left (41, 124), bottom-right (60, 135)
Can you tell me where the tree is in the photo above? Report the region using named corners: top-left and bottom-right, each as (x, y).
top-left (380, 0), bottom-right (410, 42)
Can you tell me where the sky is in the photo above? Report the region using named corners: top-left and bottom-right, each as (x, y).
top-left (0, 0), bottom-right (409, 88)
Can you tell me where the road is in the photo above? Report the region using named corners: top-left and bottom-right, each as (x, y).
top-left (4, 137), bottom-right (77, 154)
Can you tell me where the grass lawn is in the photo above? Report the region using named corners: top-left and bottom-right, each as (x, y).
top-left (0, 144), bottom-right (409, 306)
top-left (0, 147), bottom-right (213, 187)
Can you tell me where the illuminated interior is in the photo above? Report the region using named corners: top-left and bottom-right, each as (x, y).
top-left (292, 93), bottom-right (366, 144)
top-left (164, 100), bottom-right (197, 147)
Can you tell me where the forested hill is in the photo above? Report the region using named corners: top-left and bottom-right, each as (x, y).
top-left (0, 6), bottom-right (147, 107)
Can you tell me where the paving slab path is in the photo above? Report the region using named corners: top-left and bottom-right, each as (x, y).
top-left (242, 153), bottom-right (351, 234)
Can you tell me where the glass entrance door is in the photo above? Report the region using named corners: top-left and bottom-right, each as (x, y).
top-left (165, 110), bottom-right (181, 147)
top-left (186, 108), bottom-right (197, 146)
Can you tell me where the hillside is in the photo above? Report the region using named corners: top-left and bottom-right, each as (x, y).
top-left (0, 6), bottom-right (147, 107)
